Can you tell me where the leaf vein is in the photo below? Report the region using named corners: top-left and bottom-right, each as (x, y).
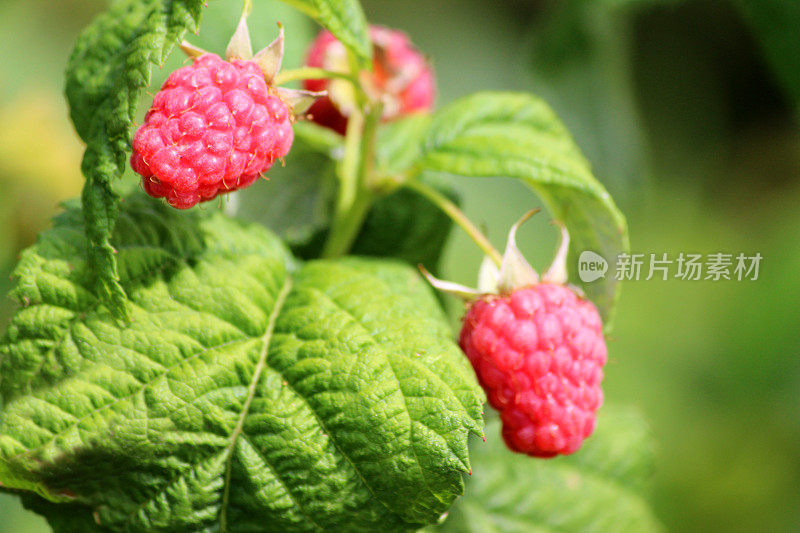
top-left (218, 277), bottom-right (292, 532)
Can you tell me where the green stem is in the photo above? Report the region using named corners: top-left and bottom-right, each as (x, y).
top-left (273, 67), bottom-right (356, 86)
top-left (316, 46), bottom-right (384, 259)
top-left (321, 103), bottom-right (382, 258)
top-left (320, 190), bottom-right (373, 258)
top-left (404, 177), bottom-right (503, 267)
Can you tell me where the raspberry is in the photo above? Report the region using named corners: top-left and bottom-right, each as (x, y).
top-left (303, 25), bottom-right (435, 134)
top-left (459, 283), bottom-right (607, 457)
top-left (421, 211), bottom-right (609, 458)
top-left (131, 53), bottom-right (294, 209)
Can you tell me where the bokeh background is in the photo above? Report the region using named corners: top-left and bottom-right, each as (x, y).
top-left (1, 0), bottom-right (798, 531)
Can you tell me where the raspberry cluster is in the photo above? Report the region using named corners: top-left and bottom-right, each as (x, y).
top-left (303, 25), bottom-right (435, 134)
top-left (131, 54), bottom-right (293, 209)
top-left (459, 283), bottom-right (607, 457)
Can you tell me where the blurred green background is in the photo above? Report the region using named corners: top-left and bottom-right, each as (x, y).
top-left (1, 0), bottom-right (798, 531)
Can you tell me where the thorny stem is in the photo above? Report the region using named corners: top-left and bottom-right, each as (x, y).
top-left (404, 177), bottom-right (504, 267)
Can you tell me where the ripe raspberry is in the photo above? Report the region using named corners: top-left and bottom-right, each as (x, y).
top-left (459, 283), bottom-right (607, 457)
top-left (131, 53), bottom-right (294, 209)
top-left (421, 211), bottom-right (609, 458)
top-left (303, 25), bottom-right (435, 134)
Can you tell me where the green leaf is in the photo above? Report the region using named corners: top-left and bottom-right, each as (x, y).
top-left (0, 194), bottom-right (483, 532)
top-left (377, 114), bottom-right (433, 176)
top-left (65, 0), bottom-right (206, 319)
top-left (279, 0), bottom-right (372, 66)
top-left (435, 407), bottom-right (662, 533)
top-left (417, 92), bottom-right (629, 326)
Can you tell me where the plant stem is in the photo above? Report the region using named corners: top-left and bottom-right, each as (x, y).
top-left (321, 103), bottom-right (382, 258)
top-left (320, 190), bottom-right (373, 258)
top-left (273, 67), bottom-right (356, 86)
top-left (317, 46), bottom-right (383, 259)
top-left (404, 177), bottom-right (503, 267)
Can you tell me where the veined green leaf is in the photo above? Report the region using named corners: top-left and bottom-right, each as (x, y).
top-left (65, 0), bottom-right (206, 318)
top-left (417, 92), bottom-right (629, 326)
top-left (0, 194), bottom-right (483, 532)
top-left (435, 407), bottom-right (662, 533)
top-left (279, 0), bottom-right (372, 66)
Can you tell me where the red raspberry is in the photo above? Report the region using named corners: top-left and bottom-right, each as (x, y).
top-left (303, 25), bottom-right (435, 134)
top-left (131, 53), bottom-right (294, 209)
top-left (459, 283), bottom-right (607, 457)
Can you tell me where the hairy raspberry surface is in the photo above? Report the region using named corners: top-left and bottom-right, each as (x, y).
top-left (131, 54), bottom-right (293, 209)
top-left (303, 25), bottom-right (435, 134)
top-left (460, 283), bottom-right (607, 457)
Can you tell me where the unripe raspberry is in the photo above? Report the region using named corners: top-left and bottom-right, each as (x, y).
top-left (131, 53), bottom-right (294, 209)
top-left (303, 25), bottom-right (435, 134)
top-left (459, 283), bottom-right (606, 457)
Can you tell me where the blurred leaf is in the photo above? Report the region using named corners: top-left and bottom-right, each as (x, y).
top-left (435, 407), bottom-right (662, 533)
top-left (352, 174), bottom-right (458, 274)
top-left (0, 195), bottom-right (13, 270)
top-left (0, 93), bottom-right (83, 201)
top-left (376, 113), bottom-right (433, 176)
top-left (0, 192), bottom-right (483, 531)
top-left (65, 0), bottom-right (206, 318)
top-left (279, 0), bottom-right (371, 66)
top-left (0, 92), bottom-right (84, 250)
top-left (593, 0), bottom-right (684, 8)
top-left (526, 1), bottom-right (650, 197)
top-left (292, 120), bottom-right (347, 153)
top-left (734, 0), bottom-right (800, 110)
top-left (418, 91), bottom-right (628, 327)
top-left (237, 122), bottom-right (341, 249)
